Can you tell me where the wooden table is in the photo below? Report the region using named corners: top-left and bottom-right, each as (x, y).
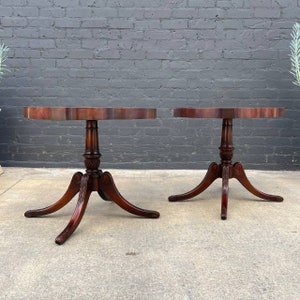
top-left (24, 107), bottom-right (160, 245)
top-left (168, 107), bottom-right (285, 220)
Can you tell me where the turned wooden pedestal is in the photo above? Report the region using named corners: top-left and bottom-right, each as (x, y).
top-left (24, 107), bottom-right (160, 245)
top-left (168, 107), bottom-right (285, 220)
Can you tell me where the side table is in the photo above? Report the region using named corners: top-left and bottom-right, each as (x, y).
top-left (168, 107), bottom-right (285, 220)
top-left (24, 107), bottom-right (160, 245)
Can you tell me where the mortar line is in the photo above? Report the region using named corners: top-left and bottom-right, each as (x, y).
top-left (0, 178), bottom-right (23, 196)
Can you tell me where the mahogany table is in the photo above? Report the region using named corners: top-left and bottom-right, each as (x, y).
top-left (168, 107), bottom-right (285, 220)
top-left (24, 107), bottom-right (160, 245)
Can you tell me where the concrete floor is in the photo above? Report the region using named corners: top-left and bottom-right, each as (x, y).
top-left (0, 167), bottom-right (299, 300)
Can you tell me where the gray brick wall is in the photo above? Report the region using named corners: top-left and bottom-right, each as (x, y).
top-left (0, 0), bottom-right (299, 170)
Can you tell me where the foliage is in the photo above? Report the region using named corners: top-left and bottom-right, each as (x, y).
top-left (0, 43), bottom-right (9, 81)
top-left (290, 23), bottom-right (300, 87)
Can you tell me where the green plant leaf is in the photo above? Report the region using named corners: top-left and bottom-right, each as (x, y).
top-left (290, 23), bottom-right (300, 87)
top-left (0, 43), bottom-right (10, 81)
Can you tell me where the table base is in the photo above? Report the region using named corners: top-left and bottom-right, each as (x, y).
top-left (25, 120), bottom-right (159, 245)
top-left (169, 161), bottom-right (283, 219)
top-left (25, 170), bottom-right (160, 245)
top-left (168, 118), bottom-right (283, 219)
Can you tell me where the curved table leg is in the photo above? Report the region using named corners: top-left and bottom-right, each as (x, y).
top-left (98, 190), bottom-right (112, 201)
top-left (232, 162), bottom-right (283, 202)
top-left (24, 172), bottom-right (83, 218)
top-left (99, 172), bottom-right (160, 219)
top-left (221, 165), bottom-right (230, 220)
top-left (55, 174), bottom-right (92, 245)
top-left (168, 162), bottom-right (220, 202)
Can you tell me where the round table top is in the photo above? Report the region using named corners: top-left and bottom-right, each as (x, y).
top-left (24, 107), bottom-right (156, 120)
top-left (173, 107), bottom-right (285, 119)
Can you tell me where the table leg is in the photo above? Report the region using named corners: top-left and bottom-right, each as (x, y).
top-left (221, 165), bottom-right (230, 220)
top-left (168, 162), bottom-right (220, 202)
top-left (24, 172), bottom-right (82, 217)
top-left (99, 171), bottom-right (160, 218)
top-left (98, 190), bottom-right (111, 201)
top-left (232, 162), bottom-right (283, 202)
top-left (55, 174), bottom-right (92, 245)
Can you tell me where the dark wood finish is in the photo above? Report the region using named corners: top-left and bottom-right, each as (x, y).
top-left (24, 107), bottom-right (159, 245)
top-left (169, 107), bottom-right (285, 220)
top-left (173, 107), bottom-right (285, 119)
top-left (24, 106), bottom-right (156, 120)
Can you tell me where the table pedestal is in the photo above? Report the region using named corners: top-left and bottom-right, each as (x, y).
top-left (25, 120), bottom-right (159, 245)
top-left (169, 118), bottom-right (283, 220)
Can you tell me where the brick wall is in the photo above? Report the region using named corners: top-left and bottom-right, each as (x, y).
top-left (0, 0), bottom-right (299, 170)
